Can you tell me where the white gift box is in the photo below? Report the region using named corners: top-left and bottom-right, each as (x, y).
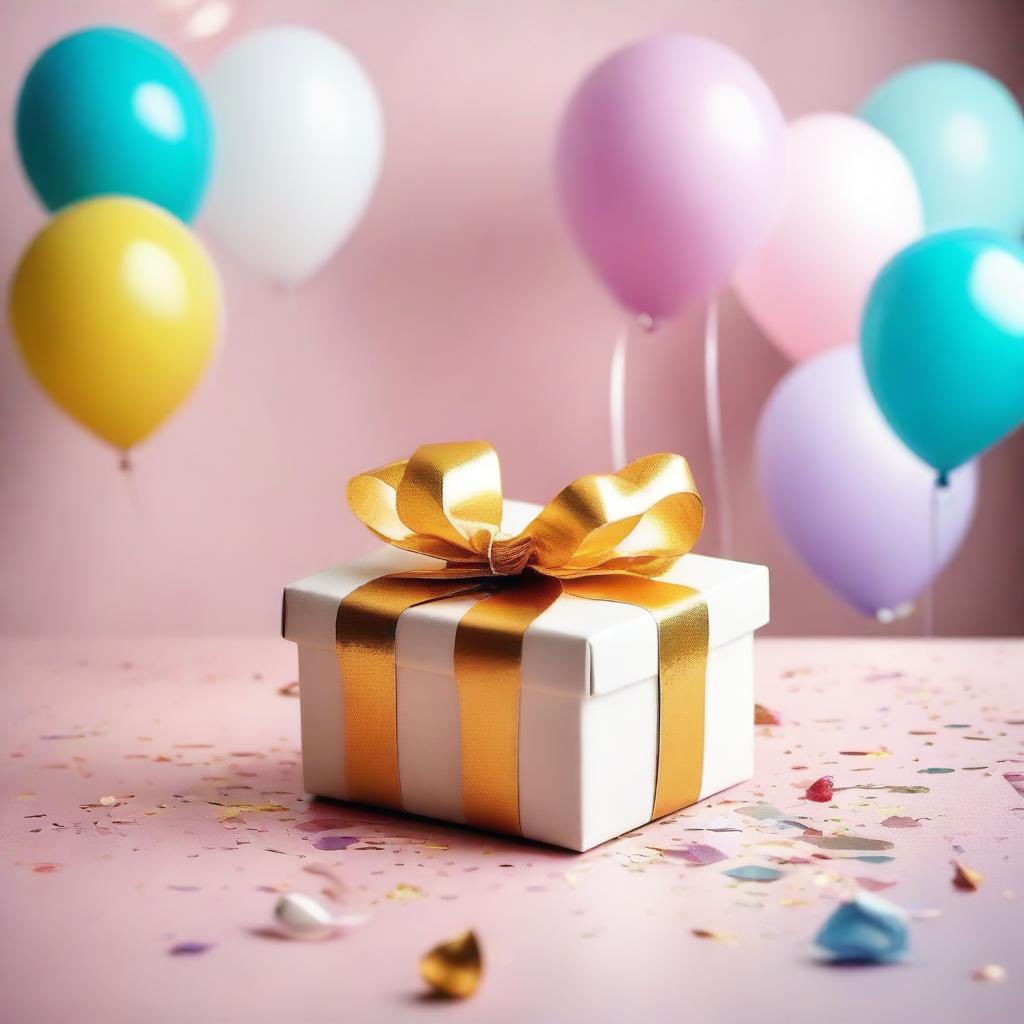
top-left (283, 501), bottom-right (769, 852)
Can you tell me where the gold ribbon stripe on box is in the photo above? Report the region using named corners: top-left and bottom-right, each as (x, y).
top-left (336, 441), bottom-right (708, 835)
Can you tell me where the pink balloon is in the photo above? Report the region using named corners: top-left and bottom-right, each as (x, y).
top-left (555, 35), bottom-right (785, 319)
top-left (734, 114), bottom-right (923, 362)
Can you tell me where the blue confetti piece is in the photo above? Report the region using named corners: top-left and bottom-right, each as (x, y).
top-left (723, 865), bottom-right (785, 882)
top-left (853, 855), bottom-right (896, 864)
top-left (815, 893), bottom-right (908, 963)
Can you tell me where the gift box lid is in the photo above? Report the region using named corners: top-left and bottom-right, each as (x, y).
top-left (283, 500), bottom-right (769, 698)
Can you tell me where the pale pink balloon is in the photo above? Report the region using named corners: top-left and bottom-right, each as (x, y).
top-left (555, 35), bottom-right (785, 319)
top-left (734, 114), bottom-right (923, 362)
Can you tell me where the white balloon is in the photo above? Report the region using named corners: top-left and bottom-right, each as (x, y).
top-left (204, 26), bottom-right (383, 284)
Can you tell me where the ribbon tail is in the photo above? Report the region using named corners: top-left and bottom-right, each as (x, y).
top-left (563, 575), bottom-right (709, 819)
top-left (336, 576), bottom-right (487, 809)
top-left (453, 575), bottom-right (563, 835)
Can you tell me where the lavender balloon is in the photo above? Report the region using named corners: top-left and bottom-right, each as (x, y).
top-left (555, 34), bottom-right (785, 318)
top-left (756, 347), bottom-right (977, 616)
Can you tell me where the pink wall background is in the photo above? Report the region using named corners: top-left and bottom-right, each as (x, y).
top-left (2, 0), bottom-right (1022, 637)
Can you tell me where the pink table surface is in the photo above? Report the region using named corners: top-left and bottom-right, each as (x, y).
top-left (1, 637), bottom-right (1021, 1023)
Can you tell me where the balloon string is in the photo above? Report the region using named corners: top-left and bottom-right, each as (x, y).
top-left (704, 297), bottom-right (732, 556)
top-left (609, 321), bottom-right (630, 469)
top-left (922, 478), bottom-right (945, 638)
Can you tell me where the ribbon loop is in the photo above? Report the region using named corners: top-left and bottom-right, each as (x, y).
top-left (347, 443), bottom-right (703, 579)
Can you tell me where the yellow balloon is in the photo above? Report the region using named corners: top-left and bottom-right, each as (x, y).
top-left (8, 196), bottom-right (221, 451)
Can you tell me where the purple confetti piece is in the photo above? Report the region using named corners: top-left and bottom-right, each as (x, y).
top-left (169, 942), bottom-right (213, 955)
top-left (312, 835), bottom-right (359, 851)
top-left (664, 842), bottom-right (728, 866)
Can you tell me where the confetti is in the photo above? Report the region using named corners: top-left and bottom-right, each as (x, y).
top-left (918, 767), bottom-right (955, 774)
top-left (212, 801), bottom-right (289, 821)
top-left (294, 818), bottom-right (355, 833)
top-left (815, 893), bottom-right (908, 963)
top-left (734, 804), bottom-right (784, 820)
top-left (169, 942), bottom-right (213, 956)
top-left (754, 704), bottom-right (781, 725)
top-left (952, 861), bottom-right (983, 891)
top-left (1003, 773), bottom-right (1024, 798)
top-left (277, 681), bottom-right (300, 697)
top-left (691, 928), bottom-right (737, 944)
top-left (804, 776), bottom-right (834, 802)
top-left (312, 835), bottom-right (358, 851)
top-left (881, 816), bottom-right (921, 828)
top-left (724, 865), bottom-right (784, 882)
top-left (662, 842), bottom-right (728, 866)
top-left (972, 965), bottom-right (1006, 983)
top-left (420, 930), bottom-right (482, 999)
top-left (855, 877), bottom-right (897, 892)
top-left (798, 835), bottom-right (894, 852)
top-left (386, 883), bottom-right (424, 902)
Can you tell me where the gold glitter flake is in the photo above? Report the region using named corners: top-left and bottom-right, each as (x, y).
top-left (212, 801), bottom-right (289, 821)
top-left (386, 883), bottom-right (424, 902)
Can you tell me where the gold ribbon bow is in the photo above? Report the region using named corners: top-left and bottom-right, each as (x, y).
top-left (337, 441), bottom-right (708, 836)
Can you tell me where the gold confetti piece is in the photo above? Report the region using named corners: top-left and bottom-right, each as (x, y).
top-left (99, 795), bottom-right (117, 806)
top-left (420, 930), bottom-right (482, 999)
top-left (691, 928), bottom-right (737, 944)
top-left (973, 965), bottom-right (1006, 983)
top-left (386, 883), bottom-right (424, 902)
top-left (277, 681), bottom-right (300, 697)
top-left (952, 861), bottom-right (983, 891)
top-left (424, 839), bottom-right (449, 850)
top-left (212, 801), bottom-right (289, 821)
top-left (754, 704), bottom-right (781, 726)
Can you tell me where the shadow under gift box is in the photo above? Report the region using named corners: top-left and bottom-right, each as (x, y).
top-left (283, 501), bottom-right (769, 852)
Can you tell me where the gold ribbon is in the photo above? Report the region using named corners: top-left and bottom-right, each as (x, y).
top-left (336, 441), bottom-right (708, 835)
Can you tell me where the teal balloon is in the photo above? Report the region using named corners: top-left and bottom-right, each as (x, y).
top-left (862, 229), bottom-right (1024, 477)
top-left (860, 62), bottom-right (1024, 235)
top-left (16, 27), bottom-right (212, 222)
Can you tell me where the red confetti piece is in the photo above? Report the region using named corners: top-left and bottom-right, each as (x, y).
top-left (804, 776), bottom-right (834, 802)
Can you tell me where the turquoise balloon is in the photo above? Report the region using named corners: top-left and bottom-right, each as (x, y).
top-left (862, 229), bottom-right (1024, 478)
top-left (16, 27), bottom-right (212, 222)
top-left (860, 62), bottom-right (1024, 235)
